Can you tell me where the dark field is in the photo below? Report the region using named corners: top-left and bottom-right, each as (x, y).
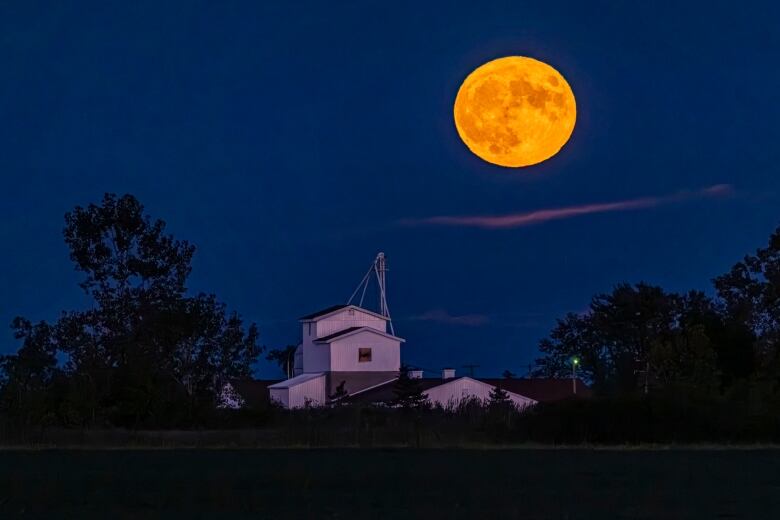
top-left (2, 448), bottom-right (779, 518)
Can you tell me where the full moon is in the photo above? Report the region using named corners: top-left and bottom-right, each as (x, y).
top-left (454, 56), bottom-right (576, 168)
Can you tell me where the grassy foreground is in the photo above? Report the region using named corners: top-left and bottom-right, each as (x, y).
top-left (2, 448), bottom-right (780, 518)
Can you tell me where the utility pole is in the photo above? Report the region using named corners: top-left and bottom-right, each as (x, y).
top-left (462, 364), bottom-right (479, 377)
top-left (571, 357), bottom-right (580, 395)
top-left (287, 349), bottom-right (294, 379)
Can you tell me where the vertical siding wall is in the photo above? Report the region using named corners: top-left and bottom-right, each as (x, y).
top-left (329, 332), bottom-right (401, 372)
top-left (288, 374), bottom-right (327, 408)
top-left (424, 378), bottom-right (536, 409)
top-left (300, 308), bottom-right (389, 373)
top-left (330, 331), bottom-right (401, 372)
top-left (270, 374), bottom-right (327, 409)
top-left (315, 309), bottom-right (387, 337)
top-left (269, 387), bottom-right (290, 408)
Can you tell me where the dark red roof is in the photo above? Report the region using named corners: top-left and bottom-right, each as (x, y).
top-left (479, 378), bottom-right (592, 402)
top-left (349, 377), bottom-right (592, 405)
top-left (326, 371), bottom-right (399, 397)
top-left (347, 378), bottom-right (443, 404)
top-left (233, 376), bottom-right (591, 408)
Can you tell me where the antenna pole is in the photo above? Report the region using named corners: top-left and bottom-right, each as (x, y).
top-left (348, 252), bottom-right (395, 336)
top-left (376, 252), bottom-right (387, 317)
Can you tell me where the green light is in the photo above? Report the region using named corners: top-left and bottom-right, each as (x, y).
top-left (573, 357), bottom-right (580, 365)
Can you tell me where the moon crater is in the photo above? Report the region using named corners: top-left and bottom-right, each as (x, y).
top-left (454, 56), bottom-right (576, 168)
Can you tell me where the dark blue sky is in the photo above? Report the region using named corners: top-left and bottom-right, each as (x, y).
top-left (2, 1), bottom-right (779, 377)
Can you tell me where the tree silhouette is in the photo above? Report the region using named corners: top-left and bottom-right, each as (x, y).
top-left (1, 193), bottom-right (262, 428)
top-left (714, 226), bottom-right (780, 377)
top-left (266, 345), bottom-right (298, 379)
top-left (488, 385), bottom-right (511, 407)
top-left (535, 284), bottom-right (719, 395)
top-left (392, 365), bottom-right (429, 410)
top-left (329, 380), bottom-right (348, 404)
top-left (0, 318), bottom-right (60, 428)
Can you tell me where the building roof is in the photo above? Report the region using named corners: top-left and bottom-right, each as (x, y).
top-left (478, 378), bottom-right (592, 401)
top-left (314, 326), bottom-right (362, 342)
top-left (299, 304), bottom-right (349, 321)
top-left (314, 326), bottom-right (405, 344)
top-left (326, 371), bottom-right (399, 398)
top-left (234, 375), bottom-right (590, 409)
top-left (267, 372), bottom-right (325, 389)
top-left (348, 377), bottom-right (591, 405)
top-left (299, 304), bottom-right (389, 322)
top-left (346, 378), bottom-right (444, 404)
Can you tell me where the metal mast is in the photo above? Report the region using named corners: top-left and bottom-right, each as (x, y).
top-left (347, 252), bottom-right (395, 335)
top-left (376, 252), bottom-right (387, 317)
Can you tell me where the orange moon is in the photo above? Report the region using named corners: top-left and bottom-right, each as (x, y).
top-left (454, 56), bottom-right (576, 168)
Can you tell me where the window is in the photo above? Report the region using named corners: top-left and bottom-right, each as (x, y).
top-left (358, 348), bottom-right (372, 363)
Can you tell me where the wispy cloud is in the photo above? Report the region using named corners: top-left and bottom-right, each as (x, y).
top-left (409, 309), bottom-right (490, 326)
top-left (403, 184), bottom-right (734, 230)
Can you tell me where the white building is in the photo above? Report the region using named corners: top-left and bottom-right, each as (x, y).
top-left (268, 304), bottom-right (404, 408)
top-left (258, 253), bottom-right (589, 409)
top-left (264, 301), bottom-right (587, 409)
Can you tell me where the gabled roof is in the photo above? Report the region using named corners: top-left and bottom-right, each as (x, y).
top-left (299, 304), bottom-right (389, 322)
top-left (428, 376), bottom-right (537, 405)
top-left (478, 378), bottom-right (592, 402)
top-left (267, 372), bottom-right (325, 389)
top-left (346, 377), bottom-right (445, 404)
top-left (326, 371), bottom-right (400, 398)
top-left (348, 377), bottom-right (591, 405)
top-left (314, 326), bottom-right (362, 342)
top-left (314, 326), bottom-right (405, 344)
top-left (299, 304), bottom-right (348, 321)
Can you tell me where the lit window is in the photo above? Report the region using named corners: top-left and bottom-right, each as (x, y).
top-left (358, 348), bottom-right (372, 363)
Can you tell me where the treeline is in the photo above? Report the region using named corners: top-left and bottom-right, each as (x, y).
top-left (2, 193), bottom-right (780, 443)
top-left (533, 228), bottom-right (780, 407)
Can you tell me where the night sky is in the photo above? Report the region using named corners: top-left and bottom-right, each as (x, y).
top-left (2, 1), bottom-right (779, 377)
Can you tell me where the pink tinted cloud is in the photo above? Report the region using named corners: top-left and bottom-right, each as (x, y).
top-left (404, 184), bottom-right (734, 230)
